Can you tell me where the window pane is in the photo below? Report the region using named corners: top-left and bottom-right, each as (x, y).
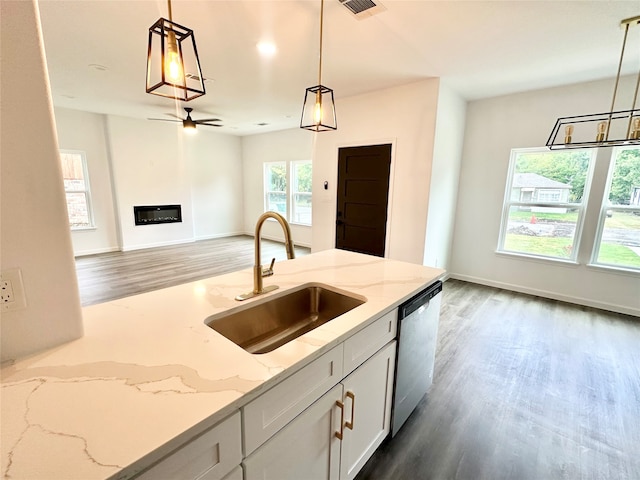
top-left (291, 161), bottom-right (312, 225)
top-left (292, 192), bottom-right (312, 224)
top-left (513, 150), bottom-right (591, 202)
top-left (266, 163), bottom-right (286, 192)
top-left (266, 192), bottom-right (287, 215)
top-left (607, 149), bottom-right (640, 206)
top-left (594, 211), bottom-right (640, 268)
top-left (66, 192), bottom-right (91, 228)
top-left (503, 206), bottom-right (579, 259)
top-left (60, 152), bottom-right (87, 190)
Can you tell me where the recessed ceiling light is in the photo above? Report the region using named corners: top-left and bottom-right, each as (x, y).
top-left (256, 41), bottom-right (277, 57)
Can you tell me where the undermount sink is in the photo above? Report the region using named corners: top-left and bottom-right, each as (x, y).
top-left (204, 283), bottom-right (366, 354)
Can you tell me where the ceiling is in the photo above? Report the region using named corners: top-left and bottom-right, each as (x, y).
top-left (38, 0), bottom-right (640, 136)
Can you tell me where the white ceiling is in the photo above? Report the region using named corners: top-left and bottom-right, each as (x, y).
top-left (38, 0), bottom-right (640, 136)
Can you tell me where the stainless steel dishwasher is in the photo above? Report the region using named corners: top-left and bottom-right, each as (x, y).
top-left (391, 280), bottom-right (443, 437)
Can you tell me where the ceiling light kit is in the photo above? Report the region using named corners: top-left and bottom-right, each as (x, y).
top-left (146, 0), bottom-right (205, 102)
top-left (300, 0), bottom-right (338, 132)
top-left (547, 15), bottom-right (640, 149)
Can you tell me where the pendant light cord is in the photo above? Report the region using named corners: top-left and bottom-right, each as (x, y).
top-left (318, 0), bottom-right (324, 86)
top-left (167, 0), bottom-right (173, 21)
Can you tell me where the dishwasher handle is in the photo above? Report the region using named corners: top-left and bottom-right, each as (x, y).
top-left (400, 280), bottom-right (442, 318)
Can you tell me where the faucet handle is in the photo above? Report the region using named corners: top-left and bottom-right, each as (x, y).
top-left (262, 258), bottom-right (276, 277)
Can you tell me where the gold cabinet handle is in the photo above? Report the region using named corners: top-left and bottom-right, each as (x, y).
top-left (335, 400), bottom-right (345, 439)
top-left (345, 391), bottom-right (355, 430)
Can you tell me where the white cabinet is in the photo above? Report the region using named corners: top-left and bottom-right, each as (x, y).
top-left (243, 384), bottom-right (343, 480)
top-left (135, 411), bottom-right (242, 480)
top-left (339, 340), bottom-right (396, 480)
top-left (244, 340), bottom-right (397, 480)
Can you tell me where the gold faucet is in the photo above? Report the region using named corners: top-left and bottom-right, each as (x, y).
top-left (235, 212), bottom-right (295, 301)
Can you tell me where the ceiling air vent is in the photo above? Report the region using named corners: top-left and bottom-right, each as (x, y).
top-left (338, 0), bottom-right (386, 19)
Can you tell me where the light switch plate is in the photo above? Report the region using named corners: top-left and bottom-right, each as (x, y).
top-left (1, 269), bottom-right (27, 312)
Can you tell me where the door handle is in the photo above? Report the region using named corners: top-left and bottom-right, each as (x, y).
top-left (345, 391), bottom-right (355, 430)
top-left (335, 400), bottom-right (345, 439)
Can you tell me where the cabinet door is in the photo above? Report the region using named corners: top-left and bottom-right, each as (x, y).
top-left (339, 341), bottom-right (396, 480)
top-left (244, 384), bottom-right (343, 480)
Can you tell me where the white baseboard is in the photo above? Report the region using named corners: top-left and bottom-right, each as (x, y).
top-left (74, 246), bottom-right (120, 257)
top-left (244, 231), bottom-right (312, 249)
top-left (194, 231), bottom-right (246, 241)
top-left (449, 273), bottom-right (639, 318)
top-left (121, 238), bottom-right (195, 252)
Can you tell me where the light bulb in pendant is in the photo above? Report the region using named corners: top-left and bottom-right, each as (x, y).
top-left (314, 92), bottom-right (323, 125)
top-left (596, 121), bottom-right (607, 142)
top-left (165, 30), bottom-right (183, 82)
top-left (564, 124), bottom-right (574, 144)
top-left (630, 117), bottom-right (640, 140)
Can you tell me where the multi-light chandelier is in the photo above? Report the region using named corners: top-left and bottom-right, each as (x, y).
top-left (547, 15), bottom-right (640, 149)
top-left (300, 0), bottom-right (338, 131)
top-left (146, 0), bottom-right (205, 102)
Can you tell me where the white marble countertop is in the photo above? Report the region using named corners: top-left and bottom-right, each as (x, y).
top-left (1, 249), bottom-right (444, 480)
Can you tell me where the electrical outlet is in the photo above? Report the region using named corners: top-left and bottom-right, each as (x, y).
top-left (1, 269), bottom-right (27, 312)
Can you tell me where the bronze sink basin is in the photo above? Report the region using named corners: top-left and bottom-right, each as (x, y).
top-left (205, 283), bottom-right (366, 354)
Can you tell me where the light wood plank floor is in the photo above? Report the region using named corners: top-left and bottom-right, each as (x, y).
top-left (356, 279), bottom-right (640, 480)
top-left (75, 235), bottom-right (310, 306)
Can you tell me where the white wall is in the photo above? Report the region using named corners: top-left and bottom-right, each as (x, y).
top-left (451, 77), bottom-right (640, 316)
top-left (242, 129), bottom-right (314, 247)
top-left (54, 108), bottom-right (120, 255)
top-left (1, 0), bottom-right (83, 361)
top-left (313, 79), bottom-right (440, 265)
top-left (187, 129), bottom-right (244, 240)
top-left (423, 83), bottom-right (466, 271)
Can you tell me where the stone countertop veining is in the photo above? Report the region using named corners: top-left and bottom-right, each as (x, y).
top-left (0, 249), bottom-right (444, 480)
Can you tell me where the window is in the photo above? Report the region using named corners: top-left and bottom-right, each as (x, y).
top-left (592, 147), bottom-right (640, 271)
top-left (60, 150), bottom-right (94, 229)
top-left (264, 160), bottom-right (312, 225)
top-left (498, 148), bottom-right (595, 261)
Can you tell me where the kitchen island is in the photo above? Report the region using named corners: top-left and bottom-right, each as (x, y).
top-left (1, 249), bottom-right (444, 479)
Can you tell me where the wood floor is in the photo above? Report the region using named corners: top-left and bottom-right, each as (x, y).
top-left (75, 235), bottom-right (310, 306)
top-left (356, 280), bottom-right (640, 480)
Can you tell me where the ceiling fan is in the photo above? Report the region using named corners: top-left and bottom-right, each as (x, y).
top-left (148, 107), bottom-right (222, 132)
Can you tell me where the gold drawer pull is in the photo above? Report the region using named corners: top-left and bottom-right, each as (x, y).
top-left (335, 400), bottom-right (345, 439)
top-left (345, 391), bottom-right (355, 430)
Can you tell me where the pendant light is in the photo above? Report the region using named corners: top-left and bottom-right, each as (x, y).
top-left (146, 0), bottom-right (205, 102)
top-left (301, 0), bottom-right (337, 131)
top-left (547, 16), bottom-right (640, 149)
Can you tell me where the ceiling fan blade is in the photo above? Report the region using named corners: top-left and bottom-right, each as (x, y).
top-left (166, 113), bottom-right (183, 119)
top-left (194, 118), bottom-right (222, 124)
top-left (197, 122), bottom-right (223, 127)
top-left (148, 118), bottom-right (181, 122)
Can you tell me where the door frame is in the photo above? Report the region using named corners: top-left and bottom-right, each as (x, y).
top-left (332, 138), bottom-right (397, 258)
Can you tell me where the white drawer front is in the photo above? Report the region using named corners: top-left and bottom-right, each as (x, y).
top-left (343, 309), bottom-right (397, 376)
top-left (137, 411), bottom-right (242, 480)
top-left (243, 344), bottom-right (344, 456)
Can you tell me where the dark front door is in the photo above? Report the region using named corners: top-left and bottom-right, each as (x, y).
top-left (335, 144), bottom-right (392, 257)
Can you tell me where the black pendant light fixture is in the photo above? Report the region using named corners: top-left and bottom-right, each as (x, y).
top-left (146, 0), bottom-right (205, 102)
top-left (301, 0), bottom-right (337, 131)
top-left (547, 15), bottom-right (640, 149)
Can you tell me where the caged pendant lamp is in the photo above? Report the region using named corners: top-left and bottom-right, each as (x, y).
top-left (547, 15), bottom-right (640, 149)
top-left (146, 0), bottom-right (205, 102)
top-left (301, 0), bottom-right (337, 131)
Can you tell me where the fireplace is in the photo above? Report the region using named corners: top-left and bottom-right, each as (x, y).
top-left (134, 205), bottom-right (182, 225)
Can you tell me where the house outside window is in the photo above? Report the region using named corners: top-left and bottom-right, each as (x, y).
top-left (264, 160), bottom-right (312, 226)
top-left (591, 147), bottom-right (640, 271)
top-left (59, 150), bottom-right (94, 229)
top-left (498, 148), bottom-right (595, 261)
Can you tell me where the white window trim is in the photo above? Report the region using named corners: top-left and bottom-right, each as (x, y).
top-left (497, 147), bottom-right (596, 263)
top-left (589, 146), bottom-right (640, 272)
top-left (60, 149), bottom-right (95, 230)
